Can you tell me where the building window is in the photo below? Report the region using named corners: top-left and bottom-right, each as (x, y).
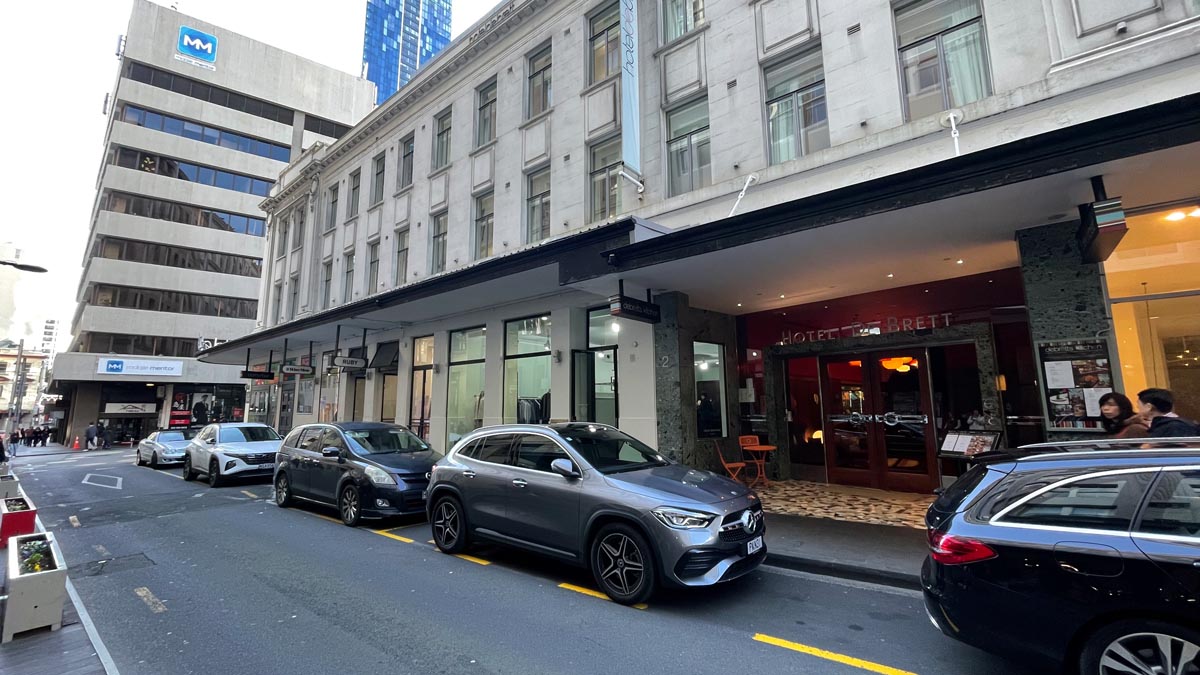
top-left (348, 170), bottom-right (361, 218)
top-left (367, 242), bottom-right (380, 292)
top-left (394, 228), bottom-right (409, 285)
top-left (288, 275), bottom-right (299, 319)
top-left (292, 208), bottom-right (305, 249)
top-left (272, 283), bottom-right (283, 324)
top-left (399, 134), bottom-right (415, 189)
top-left (370, 154), bottom-right (386, 205)
top-left (321, 261), bottom-right (332, 308)
top-left (94, 236), bottom-right (262, 278)
top-left (765, 48), bottom-right (830, 164)
top-left (504, 316), bottom-right (552, 424)
top-left (589, 137), bottom-right (622, 222)
top-left (410, 336), bottom-right (435, 440)
top-left (526, 168), bottom-right (551, 243)
top-left (476, 81), bottom-right (497, 147)
top-left (326, 186), bottom-right (339, 230)
top-left (433, 110), bottom-right (452, 170)
top-left (276, 217), bottom-right (290, 258)
top-left (111, 147), bottom-right (272, 197)
top-left (590, 3), bottom-right (621, 83)
top-left (124, 61), bottom-right (295, 126)
top-left (694, 341), bottom-right (726, 438)
top-left (430, 212), bottom-right (448, 273)
top-left (447, 326), bottom-right (487, 446)
top-left (343, 253), bottom-right (355, 303)
top-left (663, 0), bottom-right (704, 42)
top-left (666, 99), bottom-right (711, 196)
top-left (474, 193), bottom-right (494, 260)
top-left (90, 284), bottom-right (257, 319)
top-left (528, 46), bottom-right (552, 118)
top-left (103, 191), bottom-right (266, 237)
top-left (119, 104), bottom-right (291, 162)
top-left (895, 0), bottom-right (991, 121)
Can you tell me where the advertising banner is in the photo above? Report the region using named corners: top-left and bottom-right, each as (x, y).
top-left (1037, 338), bottom-right (1113, 432)
top-left (97, 358), bottom-right (184, 377)
top-left (619, 0), bottom-right (641, 175)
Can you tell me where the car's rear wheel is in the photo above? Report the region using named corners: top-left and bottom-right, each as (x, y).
top-left (339, 485), bottom-right (361, 526)
top-left (150, 452), bottom-right (160, 469)
top-left (182, 455), bottom-right (196, 481)
top-left (590, 523), bottom-right (656, 606)
top-left (274, 472), bottom-right (292, 508)
top-left (1080, 619), bottom-right (1200, 675)
top-left (208, 459), bottom-right (224, 488)
top-left (135, 449), bottom-right (145, 466)
top-left (431, 495), bottom-right (468, 553)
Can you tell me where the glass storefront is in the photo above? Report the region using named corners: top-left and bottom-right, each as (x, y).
top-left (410, 337), bottom-right (434, 439)
top-left (573, 309), bottom-right (618, 425)
top-left (447, 327), bottom-right (486, 445)
top-left (171, 384), bottom-right (246, 429)
top-left (695, 342), bottom-right (727, 438)
top-left (504, 316), bottom-right (552, 424)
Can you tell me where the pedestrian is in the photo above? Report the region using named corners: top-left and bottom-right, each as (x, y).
top-left (40, 425), bottom-right (49, 447)
top-left (1137, 388), bottom-right (1200, 438)
top-left (5, 430), bottom-right (16, 458)
top-left (1099, 392), bottom-right (1149, 438)
top-left (85, 422), bottom-right (97, 451)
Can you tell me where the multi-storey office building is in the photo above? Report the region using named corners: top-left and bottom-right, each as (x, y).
top-left (363, 0), bottom-right (453, 104)
top-left (52, 0), bottom-right (375, 444)
top-left (203, 0), bottom-right (1200, 494)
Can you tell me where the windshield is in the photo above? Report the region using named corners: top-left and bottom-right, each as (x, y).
top-left (345, 427), bottom-right (437, 456)
top-left (219, 426), bottom-right (281, 443)
top-left (558, 426), bottom-right (669, 474)
top-left (159, 429), bottom-right (197, 442)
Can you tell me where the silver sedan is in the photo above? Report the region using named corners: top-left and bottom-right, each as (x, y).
top-left (137, 429), bottom-right (199, 468)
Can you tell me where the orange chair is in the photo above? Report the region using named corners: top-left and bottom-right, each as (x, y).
top-left (714, 440), bottom-right (746, 483)
top-left (738, 435), bottom-right (775, 488)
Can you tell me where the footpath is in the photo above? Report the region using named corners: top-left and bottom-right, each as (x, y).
top-left (762, 513), bottom-right (928, 589)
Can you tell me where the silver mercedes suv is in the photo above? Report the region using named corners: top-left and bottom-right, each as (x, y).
top-left (426, 423), bottom-right (766, 604)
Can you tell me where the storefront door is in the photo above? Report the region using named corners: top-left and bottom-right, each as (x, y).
top-left (822, 351), bottom-right (938, 492)
top-left (571, 348), bottom-right (618, 426)
top-left (278, 383), bottom-right (295, 434)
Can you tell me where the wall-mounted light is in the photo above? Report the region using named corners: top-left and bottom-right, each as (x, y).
top-left (997, 374), bottom-right (1007, 392)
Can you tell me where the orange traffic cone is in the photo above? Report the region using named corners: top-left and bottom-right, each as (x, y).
top-left (72, 436), bottom-right (81, 451)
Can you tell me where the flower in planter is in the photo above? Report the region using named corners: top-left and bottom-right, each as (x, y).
top-left (5, 498), bottom-right (30, 512)
top-left (18, 538), bottom-right (56, 574)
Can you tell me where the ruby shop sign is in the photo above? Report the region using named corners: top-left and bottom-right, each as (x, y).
top-left (780, 313), bottom-right (954, 345)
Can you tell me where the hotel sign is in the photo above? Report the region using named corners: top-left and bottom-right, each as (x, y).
top-left (609, 294), bottom-right (660, 324)
top-left (780, 313), bottom-right (954, 345)
top-left (619, 0), bottom-right (641, 175)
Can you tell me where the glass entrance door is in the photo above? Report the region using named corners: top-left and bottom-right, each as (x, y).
top-left (571, 348), bottom-right (619, 426)
top-left (821, 351), bottom-right (938, 492)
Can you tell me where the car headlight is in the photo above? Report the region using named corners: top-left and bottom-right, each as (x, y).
top-left (651, 507), bottom-right (716, 529)
top-left (364, 465), bottom-right (396, 485)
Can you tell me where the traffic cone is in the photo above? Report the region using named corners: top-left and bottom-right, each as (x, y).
top-left (72, 436), bottom-right (81, 451)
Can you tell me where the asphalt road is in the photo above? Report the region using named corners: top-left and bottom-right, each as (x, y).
top-left (12, 449), bottom-right (1045, 675)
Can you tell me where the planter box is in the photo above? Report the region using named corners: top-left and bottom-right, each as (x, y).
top-left (0, 474), bottom-right (19, 499)
top-left (3, 532), bottom-right (67, 643)
top-left (0, 495), bottom-right (37, 548)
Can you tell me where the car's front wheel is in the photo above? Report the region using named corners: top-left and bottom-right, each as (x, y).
top-left (590, 523), bottom-right (656, 606)
top-left (150, 452), bottom-right (160, 469)
top-left (1080, 619), bottom-right (1200, 675)
top-left (208, 459), bottom-right (224, 488)
top-left (275, 472), bottom-right (292, 508)
top-left (182, 455), bottom-right (196, 481)
top-left (431, 494), bottom-right (468, 554)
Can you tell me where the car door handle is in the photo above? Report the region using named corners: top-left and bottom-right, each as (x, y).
top-left (512, 479), bottom-right (527, 488)
top-left (462, 470), bottom-right (476, 479)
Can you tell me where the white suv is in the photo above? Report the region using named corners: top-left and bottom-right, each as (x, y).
top-left (183, 423), bottom-right (282, 488)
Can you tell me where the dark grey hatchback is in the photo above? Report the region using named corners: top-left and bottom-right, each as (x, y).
top-left (274, 422), bottom-right (441, 526)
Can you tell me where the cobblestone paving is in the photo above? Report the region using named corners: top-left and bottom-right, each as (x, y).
top-left (757, 480), bottom-right (933, 529)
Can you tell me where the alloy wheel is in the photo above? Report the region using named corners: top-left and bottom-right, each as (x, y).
top-left (597, 532), bottom-right (645, 598)
top-left (341, 487), bottom-right (359, 524)
top-left (433, 501), bottom-right (459, 548)
top-left (1100, 632), bottom-right (1200, 675)
top-left (275, 474), bottom-right (290, 507)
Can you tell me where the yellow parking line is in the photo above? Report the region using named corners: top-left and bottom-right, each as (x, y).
top-left (372, 529), bottom-right (414, 543)
top-left (427, 539), bottom-right (435, 544)
top-left (241, 490), bottom-right (259, 499)
top-left (454, 553), bottom-right (491, 566)
top-left (311, 513), bottom-right (343, 525)
top-left (753, 634), bottom-right (917, 675)
top-left (558, 583), bottom-right (648, 610)
top-left (133, 587), bottom-right (168, 613)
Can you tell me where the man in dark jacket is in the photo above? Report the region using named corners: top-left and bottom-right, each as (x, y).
top-left (1137, 388), bottom-right (1200, 438)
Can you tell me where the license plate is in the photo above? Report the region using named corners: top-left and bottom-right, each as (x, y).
top-left (745, 536), bottom-right (763, 556)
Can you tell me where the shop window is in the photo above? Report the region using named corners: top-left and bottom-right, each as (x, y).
top-left (695, 341), bottom-right (726, 437)
top-left (447, 327), bottom-right (487, 446)
top-left (411, 336), bottom-right (435, 440)
top-left (895, 0), bottom-right (991, 121)
top-left (504, 316), bottom-right (552, 424)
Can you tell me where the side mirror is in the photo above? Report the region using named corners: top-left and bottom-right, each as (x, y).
top-left (550, 458), bottom-right (581, 479)
top-left (321, 447), bottom-right (341, 458)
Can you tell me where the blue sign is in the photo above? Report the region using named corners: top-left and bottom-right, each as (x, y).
top-left (177, 26), bottom-right (218, 63)
top-left (105, 360), bottom-right (125, 373)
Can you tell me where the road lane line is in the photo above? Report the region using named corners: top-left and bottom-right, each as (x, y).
top-left (752, 633), bottom-right (917, 675)
top-left (240, 490), bottom-right (259, 499)
top-left (372, 529), bottom-right (414, 543)
top-left (454, 554), bottom-right (491, 566)
top-left (557, 583), bottom-right (648, 609)
top-left (133, 587), bottom-right (167, 613)
top-left (69, 515), bottom-right (81, 528)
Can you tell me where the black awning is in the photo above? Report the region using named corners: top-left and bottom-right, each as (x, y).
top-left (368, 341), bottom-right (399, 369)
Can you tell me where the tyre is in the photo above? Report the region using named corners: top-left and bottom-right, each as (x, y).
top-left (274, 472), bottom-right (292, 508)
top-left (136, 449), bottom-right (145, 466)
top-left (208, 459), bottom-right (224, 488)
top-left (150, 452), bottom-right (160, 469)
top-left (339, 485), bottom-right (362, 526)
top-left (1080, 619), bottom-right (1200, 675)
top-left (589, 523), bottom-right (656, 606)
top-left (182, 455), bottom-right (196, 481)
top-left (431, 494), bottom-right (469, 554)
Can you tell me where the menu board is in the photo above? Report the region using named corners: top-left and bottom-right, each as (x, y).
top-left (1037, 339), bottom-right (1113, 431)
top-left (940, 431), bottom-right (1000, 457)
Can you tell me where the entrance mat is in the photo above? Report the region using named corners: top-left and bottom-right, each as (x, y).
top-left (756, 480), bottom-right (932, 529)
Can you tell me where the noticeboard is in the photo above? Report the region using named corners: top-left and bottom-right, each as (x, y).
top-left (1036, 338), bottom-right (1113, 432)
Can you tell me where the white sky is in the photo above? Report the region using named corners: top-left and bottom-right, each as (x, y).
top-left (0, 0), bottom-right (497, 350)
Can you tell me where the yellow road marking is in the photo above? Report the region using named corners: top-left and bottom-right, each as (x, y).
top-left (454, 554), bottom-right (491, 566)
top-left (372, 529), bottom-right (414, 543)
top-left (133, 587), bottom-right (167, 613)
top-left (558, 583), bottom-right (648, 610)
top-left (69, 515), bottom-right (81, 528)
top-left (241, 490), bottom-right (259, 499)
top-left (311, 513), bottom-right (343, 525)
top-left (752, 634), bottom-right (917, 675)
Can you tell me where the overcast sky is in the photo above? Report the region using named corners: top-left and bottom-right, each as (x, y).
top-left (0, 0), bottom-right (497, 350)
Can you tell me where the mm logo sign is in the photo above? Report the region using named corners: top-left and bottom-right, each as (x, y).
top-left (176, 26), bottom-right (218, 69)
top-left (105, 360), bottom-right (125, 373)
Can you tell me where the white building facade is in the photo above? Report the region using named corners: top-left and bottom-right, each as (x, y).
top-left (204, 0), bottom-right (1200, 492)
top-left (52, 0), bottom-right (375, 444)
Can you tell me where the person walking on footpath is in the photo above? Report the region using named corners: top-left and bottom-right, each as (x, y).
top-left (1137, 388), bottom-right (1200, 438)
top-left (1099, 392), bottom-right (1150, 438)
top-left (85, 421), bottom-right (98, 451)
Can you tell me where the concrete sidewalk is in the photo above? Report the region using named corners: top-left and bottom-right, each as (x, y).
top-left (762, 513), bottom-right (928, 589)
top-left (4, 443), bottom-right (128, 459)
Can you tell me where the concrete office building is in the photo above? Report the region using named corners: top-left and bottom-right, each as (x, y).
top-left (362, 0), bottom-right (453, 104)
top-left (203, 0), bottom-right (1200, 494)
top-left (52, 0), bottom-right (375, 445)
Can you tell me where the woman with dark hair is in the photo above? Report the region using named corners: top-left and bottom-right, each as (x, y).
top-left (1099, 392), bottom-right (1149, 438)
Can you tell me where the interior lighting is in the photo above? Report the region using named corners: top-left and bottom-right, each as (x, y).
top-left (610, 321), bottom-right (620, 334)
top-left (1165, 211), bottom-right (1186, 221)
top-left (1189, 208), bottom-right (1200, 218)
top-left (737, 303), bottom-right (742, 307)
top-left (699, 361), bottom-right (709, 371)
top-left (779, 294), bottom-right (785, 299)
top-left (955, 259), bottom-right (964, 265)
top-left (887, 273), bottom-right (895, 278)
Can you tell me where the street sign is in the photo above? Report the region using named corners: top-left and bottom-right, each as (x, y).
top-left (240, 369), bottom-right (274, 380)
top-left (608, 294), bottom-right (661, 324)
top-left (281, 365), bottom-right (315, 375)
top-left (332, 356), bottom-right (367, 369)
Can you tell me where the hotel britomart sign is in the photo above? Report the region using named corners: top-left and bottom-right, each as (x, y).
top-left (780, 313), bottom-right (954, 345)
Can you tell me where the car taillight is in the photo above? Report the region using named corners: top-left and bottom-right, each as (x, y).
top-left (928, 530), bottom-right (997, 565)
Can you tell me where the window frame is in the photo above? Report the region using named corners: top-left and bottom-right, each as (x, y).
top-left (326, 185), bottom-right (339, 231)
top-left (527, 45), bottom-right (552, 119)
top-left (661, 0), bottom-right (705, 43)
top-left (990, 467), bottom-right (1161, 534)
top-left (665, 98), bottom-right (712, 196)
top-left (370, 153), bottom-right (387, 206)
top-left (398, 134), bottom-right (415, 189)
top-left (476, 80), bottom-right (498, 147)
top-left (321, 261), bottom-right (333, 308)
top-left (763, 47), bottom-right (829, 165)
top-left (393, 227), bottom-right (409, 285)
top-left (589, 136), bottom-right (622, 223)
top-left (893, 0), bottom-right (992, 122)
top-left (430, 211), bottom-right (448, 274)
top-left (367, 241), bottom-right (380, 293)
top-left (288, 274), bottom-right (300, 319)
top-left (526, 167), bottom-right (552, 244)
top-left (433, 109), bottom-right (453, 171)
top-left (589, 3), bottom-right (622, 84)
top-left (342, 252), bottom-right (355, 304)
top-left (474, 192), bottom-right (494, 260)
top-left (348, 170), bottom-right (362, 218)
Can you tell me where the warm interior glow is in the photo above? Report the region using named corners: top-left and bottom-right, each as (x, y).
top-left (1165, 211), bottom-right (1186, 221)
top-left (811, 430), bottom-right (824, 441)
top-left (879, 356), bottom-right (919, 371)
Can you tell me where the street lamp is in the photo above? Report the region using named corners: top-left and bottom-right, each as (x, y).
top-left (0, 259), bottom-right (48, 273)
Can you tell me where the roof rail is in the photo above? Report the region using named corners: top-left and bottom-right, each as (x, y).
top-left (1017, 437), bottom-right (1200, 454)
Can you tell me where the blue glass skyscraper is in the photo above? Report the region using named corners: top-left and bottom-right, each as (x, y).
top-left (363, 0), bottom-right (452, 105)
